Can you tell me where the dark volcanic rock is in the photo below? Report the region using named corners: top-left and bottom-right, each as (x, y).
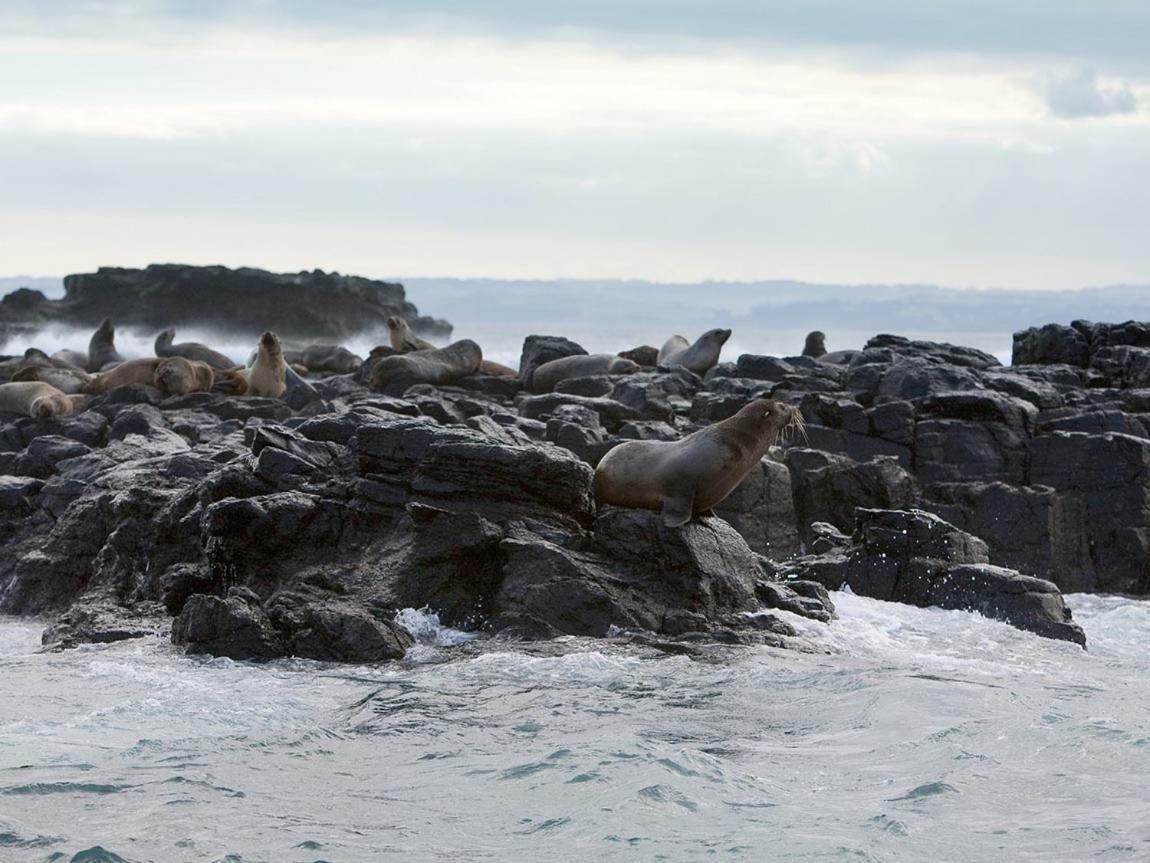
top-left (783, 508), bottom-right (1085, 644)
top-left (495, 510), bottom-right (764, 638)
top-left (0, 264), bottom-right (451, 340)
top-left (173, 588), bottom-right (283, 660)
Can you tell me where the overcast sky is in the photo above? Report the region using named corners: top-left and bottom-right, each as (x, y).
top-left (1, 1), bottom-right (1148, 289)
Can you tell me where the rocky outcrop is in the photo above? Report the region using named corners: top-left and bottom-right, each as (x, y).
top-left (778, 509), bottom-right (1086, 645)
top-left (0, 264), bottom-right (451, 340)
top-left (10, 318), bottom-right (1146, 662)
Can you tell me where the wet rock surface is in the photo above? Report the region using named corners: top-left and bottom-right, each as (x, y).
top-left (6, 320), bottom-right (1148, 659)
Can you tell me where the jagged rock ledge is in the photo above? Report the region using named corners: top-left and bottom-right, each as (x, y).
top-left (6, 319), bottom-right (1149, 659)
top-left (0, 264), bottom-right (452, 340)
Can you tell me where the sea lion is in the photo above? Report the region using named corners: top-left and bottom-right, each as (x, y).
top-left (245, 332), bottom-right (288, 398)
top-left (283, 344), bottom-right (363, 376)
top-left (85, 358), bottom-right (164, 394)
top-left (53, 349), bottom-right (90, 369)
top-left (0, 381), bottom-right (74, 419)
top-left (155, 328), bottom-right (237, 370)
top-left (87, 317), bottom-right (124, 372)
top-left (530, 354), bottom-right (641, 394)
top-left (594, 398), bottom-right (801, 527)
top-left (10, 361), bottom-right (92, 395)
top-left (370, 339), bottom-right (483, 395)
top-left (387, 316), bottom-right (436, 353)
top-left (656, 328), bottom-right (732, 375)
top-left (802, 331), bottom-right (827, 359)
top-left (154, 356), bottom-right (217, 396)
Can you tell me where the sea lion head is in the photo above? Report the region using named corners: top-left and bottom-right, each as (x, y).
top-left (30, 391), bottom-right (72, 419)
top-left (259, 331), bottom-right (282, 357)
top-left (95, 317), bottom-right (114, 338)
top-left (803, 331), bottom-right (827, 358)
top-left (386, 316), bottom-right (406, 334)
top-left (155, 357), bottom-right (197, 396)
top-left (23, 348), bottom-right (51, 365)
top-left (731, 398), bottom-right (804, 440)
top-left (702, 328), bottom-right (732, 347)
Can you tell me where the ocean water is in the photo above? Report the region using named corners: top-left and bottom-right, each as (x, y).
top-left (1, 594), bottom-right (1148, 862)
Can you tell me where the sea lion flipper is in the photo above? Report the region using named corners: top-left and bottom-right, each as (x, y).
top-left (661, 495), bottom-right (694, 528)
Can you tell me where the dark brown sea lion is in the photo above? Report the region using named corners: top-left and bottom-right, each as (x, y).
top-left (802, 331), bottom-right (827, 359)
top-left (87, 317), bottom-right (124, 372)
top-left (594, 398), bottom-right (801, 527)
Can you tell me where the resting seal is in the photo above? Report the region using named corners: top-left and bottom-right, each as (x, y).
top-left (530, 354), bottom-right (640, 394)
top-left (85, 357), bottom-right (225, 396)
top-left (155, 328), bottom-right (237, 370)
top-left (370, 339), bottom-right (482, 395)
top-left (87, 317), bottom-right (125, 372)
top-left (594, 398), bottom-right (801, 527)
top-left (656, 328), bottom-right (731, 375)
top-left (283, 344), bottom-right (363, 375)
top-left (0, 381), bottom-right (74, 418)
top-left (245, 332), bottom-right (288, 398)
top-left (11, 349), bottom-right (93, 394)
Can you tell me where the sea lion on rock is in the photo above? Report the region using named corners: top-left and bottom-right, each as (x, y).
top-left (87, 317), bottom-right (124, 372)
top-left (245, 332), bottom-right (288, 398)
top-left (370, 339), bottom-right (483, 395)
top-left (656, 328), bottom-right (732, 375)
top-left (85, 357), bottom-right (225, 396)
top-left (155, 357), bottom-right (217, 396)
top-left (287, 344), bottom-right (363, 375)
top-left (802, 331), bottom-right (827, 359)
top-left (594, 398), bottom-right (801, 527)
top-left (530, 354), bottom-right (641, 394)
top-left (53, 349), bottom-right (90, 369)
top-left (11, 349), bottom-right (93, 394)
top-left (0, 381), bottom-right (74, 418)
top-left (85, 358), bottom-right (164, 394)
top-left (386, 316), bottom-right (509, 377)
top-left (387, 316), bottom-right (436, 353)
top-left (155, 328), bottom-right (237, 370)
top-left (10, 362), bottom-right (92, 395)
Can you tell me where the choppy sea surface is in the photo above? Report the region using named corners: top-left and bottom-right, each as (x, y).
top-left (1, 593), bottom-right (1148, 863)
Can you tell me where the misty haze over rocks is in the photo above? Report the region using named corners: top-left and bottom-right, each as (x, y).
top-left (4, 275), bottom-right (1146, 367)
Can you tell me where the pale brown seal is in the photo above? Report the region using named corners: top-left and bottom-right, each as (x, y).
top-left (155, 328), bottom-right (238, 370)
top-left (85, 357), bottom-right (224, 396)
top-left (245, 332), bottom-right (288, 398)
top-left (802, 331), bottom-right (827, 359)
top-left (656, 328), bottom-right (732, 375)
top-left (594, 398), bottom-right (801, 527)
top-left (0, 381), bottom-right (74, 418)
top-left (370, 339), bottom-right (482, 395)
top-left (85, 358), bottom-right (164, 394)
top-left (87, 317), bottom-right (125, 372)
top-left (530, 354), bottom-right (641, 394)
top-left (154, 357), bottom-right (217, 396)
top-left (386, 316), bottom-right (436, 352)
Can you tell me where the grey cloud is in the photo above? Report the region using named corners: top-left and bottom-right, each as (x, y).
top-left (5, 1), bottom-right (1150, 70)
top-left (1047, 69), bottom-right (1140, 118)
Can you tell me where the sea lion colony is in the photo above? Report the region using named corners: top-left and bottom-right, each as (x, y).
top-left (0, 311), bottom-right (1108, 658)
top-left (0, 318), bottom-right (796, 522)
